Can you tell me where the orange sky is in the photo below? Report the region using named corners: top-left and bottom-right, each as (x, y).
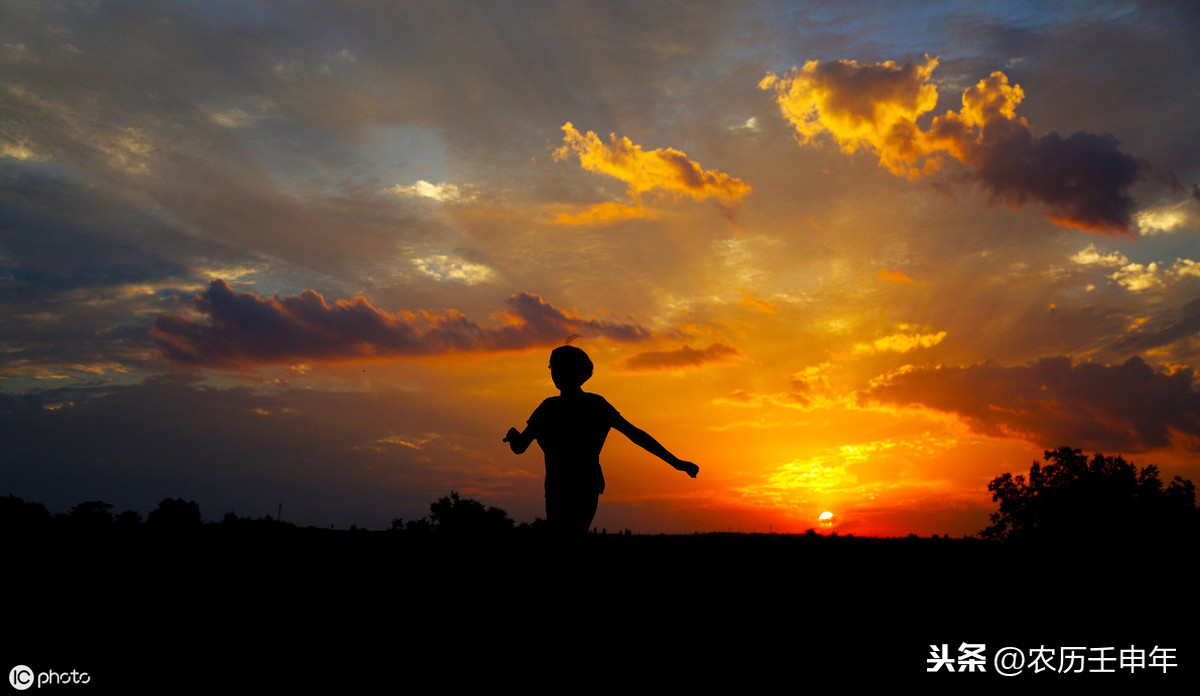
top-left (2, 1), bottom-right (1199, 536)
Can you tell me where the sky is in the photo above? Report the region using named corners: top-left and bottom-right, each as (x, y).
top-left (3, 0), bottom-right (1199, 536)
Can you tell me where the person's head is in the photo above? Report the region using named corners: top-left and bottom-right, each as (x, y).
top-left (549, 345), bottom-right (593, 391)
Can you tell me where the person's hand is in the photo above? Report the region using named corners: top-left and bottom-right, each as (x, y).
top-left (673, 460), bottom-right (699, 478)
top-left (503, 427), bottom-right (520, 443)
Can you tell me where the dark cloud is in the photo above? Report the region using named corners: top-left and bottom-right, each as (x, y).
top-left (934, 98), bottom-right (1146, 233)
top-left (0, 171), bottom-right (263, 376)
top-left (1108, 298), bottom-right (1200, 357)
top-left (954, 1), bottom-right (1200, 180)
top-left (0, 172), bottom-right (191, 298)
top-left (0, 0), bottom-right (741, 175)
top-left (861, 356), bottom-right (1200, 452)
top-left (621, 342), bottom-right (742, 371)
top-left (151, 280), bottom-right (651, 365)
top-left (764, 57), bottom-right (1168, 233)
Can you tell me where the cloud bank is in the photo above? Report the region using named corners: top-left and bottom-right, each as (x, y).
top-left (151, 280), bottom-right (651, 366)
top-left (862, 356), bottom-right (1200, 452)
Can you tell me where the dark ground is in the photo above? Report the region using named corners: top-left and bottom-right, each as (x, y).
top-left (5, 526), bottom-right (1195, 693)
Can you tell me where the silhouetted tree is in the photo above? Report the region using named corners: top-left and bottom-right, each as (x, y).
top-left (148, 498), bottom-right (202, 528)
top-left (982, 447), bottom-right (1198, 543)
top-left (0, 495), bottom-right (51, 531)
top-left (115, 510), bottom-right (143, 527)
top-left (428, 491), bottom-right (514, 536)
top-left (68, 500), bottom-right (114, 527)
top-left (403, 517), bottom-right (434, 535)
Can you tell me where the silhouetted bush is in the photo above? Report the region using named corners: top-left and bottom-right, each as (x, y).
top-left (426, 491), bottom-right (514, 537)
top-left (982, 446), bottom-right (1198, 543)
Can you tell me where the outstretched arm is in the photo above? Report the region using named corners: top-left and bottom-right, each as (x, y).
top-left (613, 415), bottom-right (699, 477)
top-left (503, 426), bottom-right (535, 455)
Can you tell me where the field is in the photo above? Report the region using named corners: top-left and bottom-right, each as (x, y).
top-left (8, 526), bottom-right (1194, 692)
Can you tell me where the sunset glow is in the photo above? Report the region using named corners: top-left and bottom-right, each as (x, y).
top-left (2, 1), bottom-right (1198, 538)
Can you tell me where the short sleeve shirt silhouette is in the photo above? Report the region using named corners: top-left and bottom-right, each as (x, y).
top-left (527, 393), bottom-right (620, 496)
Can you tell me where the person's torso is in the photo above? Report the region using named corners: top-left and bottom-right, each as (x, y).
top-left (533, 393), bottom-right (616, 493)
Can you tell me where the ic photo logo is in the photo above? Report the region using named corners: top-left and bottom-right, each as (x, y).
top-left (8, 666), bottom-right (33, 691)
top-left (8, 665), bottom-right (90, 690)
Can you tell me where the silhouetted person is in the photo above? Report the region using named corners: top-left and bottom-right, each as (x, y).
top-left (504, 345), bottom-right (698, 542)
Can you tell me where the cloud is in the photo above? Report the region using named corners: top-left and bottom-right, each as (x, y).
top-left (737, 291), bottom-right (778, 313)
top-left (761, 57), bottom-right (1162, 234)
top-left (1175, 259), bottom-right (1200, 279)
top-left (853, 327), bottom-right (947, 355)
top-left (1071, 244), bottom-right (1200, 291)
top-left (791, 362), bottom-right (832, 394)
top-left (1108, 262), bottom-right (1165, 292)
top-left (1109, 298), bottom-right (1200, 356)
top-left (1135, 198), bottom-right (1198, 235)
top-left (621, 342), bottom-right (742, 371)
top-left (553, 122), bottom-right (752, 203)
top-left (731, 117), bottom-right (761, 133)
top-left (411, 254), bottom-right (495, 285)
top-left (385, 180), bottom-right (473, 203)
top-left (1, 139), bottom-right (40, 161)
top-left (877, 268), bottom-right (914, 283)
top-left (0, 174), bottom-right (194, 298)
top-left (957, 117), bottom-right (1143, 234)
top-left (1069, 243), bottom-right (1129, 268)
top-left (712, 389), bottom-right (813, 411)
top-left (206, 105), bottom-right (271, 129)
top-left (552, 201), bottom-right (660, 226)
top-left (759, 57), bottom-right (941, 178)
top-left (711, 363), bottom-right (839, 412)
top-left (861, 356), bottom-right (1200, 452)
top-left (0, 172), bottom-right (265, 378)
top-left (151, 280), bottom-right (651, 365)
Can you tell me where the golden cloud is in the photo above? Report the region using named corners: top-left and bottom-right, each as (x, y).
top-left (853, 327), bottom-right (947, 355)
top-left (554, 122), bottom-right (752, 203)
top-left (552, 201), bottom-right (660, 226)
top-left (877, 268), bottom-right (914, 283)
top-left (759, 56), bottom-right (941, 178)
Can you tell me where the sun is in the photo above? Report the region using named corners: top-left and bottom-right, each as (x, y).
top-left (818, 511), bottom-right (835, 531)
top-left (818, 511), bottom-right (833, 521)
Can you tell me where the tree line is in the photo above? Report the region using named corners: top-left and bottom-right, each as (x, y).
top-left (3, 447), bottom-right (1197, 541)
